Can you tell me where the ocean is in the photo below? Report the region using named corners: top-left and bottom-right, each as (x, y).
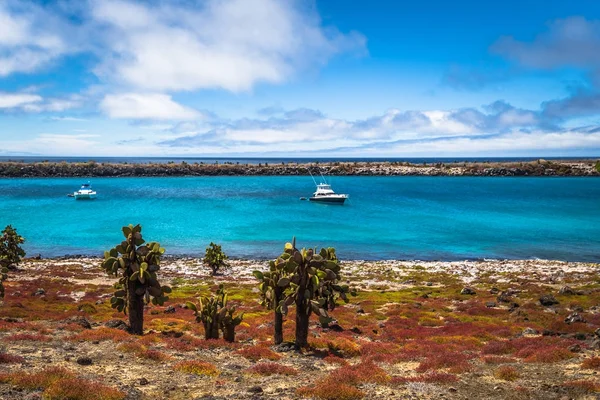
top-left (0, 176), bottom-right (599, 261)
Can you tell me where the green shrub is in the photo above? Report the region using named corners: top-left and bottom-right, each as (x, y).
top-left (203, 242), bottom-right (228, 275)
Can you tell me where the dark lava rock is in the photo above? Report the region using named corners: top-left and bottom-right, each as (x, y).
top-left (65, 316), bottom-right (92, 329)
top-left (497, 291), bottom-right (512, 303)
top-left (327, 323), bottom-right (344, 332)
top-left (248, 386), bottom-right (263, 394)
top-left (590, 339), bottom-right (600, 350)
top-left (558, 286), bottom-right (576, 295)
top-left (161, 330), bottom-right (183, 338)
top-left (595, 328), bottom-right (600, 338)
top-left (164, 305), bottom-right (176, 314)
top-left (104, 319), bottom-right (128, 330)
top-left (350, 327), bottom-right (362, 334)
top-left (460, 287), bottom-right (476, 295)
top-left (542, 329), bottom-right (558, 336)
top-left (568, 344), bottom-right (582, 353)
top-left (139, 377), bottom-right (149, 386)
top-left (32, 288), bottom-right (45, 296)
top-left (539, 294), bottom-right (559, 306)
top-left (485, 302), bottom-right (497, 308)
top-left (564, 313), bottom-right (586, 324)
top-left (356, 308), bottom-right (365, 314)
top-left (76, 356), bottom-right (93, 366)
top-left (490, 287), bottom-right (500, 294)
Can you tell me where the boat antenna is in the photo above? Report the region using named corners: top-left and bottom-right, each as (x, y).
top-left (308, 169), bottom-right (318, 186)
top-left (319, 169), bottom-right (328, 184)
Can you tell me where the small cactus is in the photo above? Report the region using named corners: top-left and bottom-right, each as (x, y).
top-left (187, 284), bottom-right (243, 342)
top-left (101, 224), bottom-right (171, 335)
top-left (0, 225), bottom-right (26, 298)
top-left (203, 242), bottom-right (229, 275)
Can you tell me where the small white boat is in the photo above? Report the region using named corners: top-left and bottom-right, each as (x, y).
top-left (73, 183), bottom-right (97, 200)
top-left (308, 171), bottom-right (348, 204)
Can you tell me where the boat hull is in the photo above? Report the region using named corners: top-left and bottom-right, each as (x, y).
top-left (74, 193), bottom-right (96, 200)
top-left (309, 196), bottom-right (346, 204)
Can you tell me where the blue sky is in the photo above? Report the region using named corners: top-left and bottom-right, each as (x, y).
top-left (1, 0), bottom-right (600, 156)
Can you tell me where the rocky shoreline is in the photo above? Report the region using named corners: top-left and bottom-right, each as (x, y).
top-left (0, 159), bottom-right (598, 177)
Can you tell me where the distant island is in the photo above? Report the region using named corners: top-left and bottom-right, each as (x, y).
top-left (0, 159), bottom-right (598, 177)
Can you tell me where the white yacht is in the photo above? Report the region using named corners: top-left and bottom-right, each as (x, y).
top-left (73, 183), bottom-right (97, 200)
top-left (308, 172), bottom-right (348, 204)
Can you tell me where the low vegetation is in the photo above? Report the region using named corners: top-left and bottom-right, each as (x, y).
top-left (0, 233), bottom-right (597, 399)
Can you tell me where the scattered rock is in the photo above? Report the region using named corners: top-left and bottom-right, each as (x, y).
top-left (490, 287), bottom-right (500, 294)
top-left (139, 377), bottom-right (149, 386)
top-left (590, 339), bottom-right (600, 350)
top-left (522, 327), bottom-right (539, 335)
top-left (497, 291), bottom-right (512, 303)
top-left (104, 319), bottom-right (128, 330)
top-left (564, 312), bottom-right (586, 324)
top-left (425, 282), bottom-right (433, 286)
top-left (76, 356), bottom-right (93, 366)
top-left (595, 328), bottom-right (600, 338)
top-left (448, 387), bottom-right (457, 393)
top-left (161, 330), bottom-right (183, 338)
top-left (542, 330), bottom-right (558, 336)
top-left (248, 386), bottom-right (263, 394)
top-left (350, 327), bottom-right (362, 334)
top-left (485, 302), bottom-right (497, 308)
top-left (539, 294), bottom-right (559, 306)
top-left (460, 287), bottom-right (476, 295)
top-left (32, 288), bottom-right (45, 296)
top-left (65, 316), bottom-right (92, 329)
top-left (272, 342), bottom-right (297, 353)
top-left (327, 323), bottom-right (344, 332)
top-left (356, 308), bottom-right (365, 314)
top-left (558, 286), bottom-right (576, 295)
top-left (164, 305), bottom-right (176, 314)
top-left (568, 344), bottom-right (582, 353)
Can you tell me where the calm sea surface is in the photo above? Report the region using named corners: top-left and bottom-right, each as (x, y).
top-left (0, 176), bottom-right (599, 261)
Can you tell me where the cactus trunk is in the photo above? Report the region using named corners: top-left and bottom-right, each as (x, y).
top-left (203, 320), bottom-right (219, 340)
top-left (222, 323), bottom-right (235, 342)
top-left (295, 299), bottom-right (310, 348)
top-left (127, 280), bottom-right (144, 335)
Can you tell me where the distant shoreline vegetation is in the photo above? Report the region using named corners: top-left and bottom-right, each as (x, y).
top-left (0, 159), bottom-right (598, 177)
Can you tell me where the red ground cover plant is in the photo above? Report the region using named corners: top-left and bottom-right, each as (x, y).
top-left (494, 366), bottom-right (520, 381)
top-left (3, 333), bottom-right (51, 342)
top-left (323, 354), bottom-right (350, 366)
top-left (359, 341), bottom-right (400, 363)
top-left (391, 371), bottom-right (459, 384)
top-left (416, 351), bottom-right (473, 373)
top-left (173, 360), bottom-right (219, 376)
top-left (297, 382), bottom-right (364, 400)
top-left (481, 355), bottom-right (517, 364)
top-left (70, 327), bottom-right (130, 342)
top-left (481, 340), bottom-right (515, 355)
top-left (562, 379), bottom-right (600, 393)
top-left (582, 357), bottom-right (600, 370)
top-left (0, 366), bottom-right (124, 400)
top-left (0, 352), bottom-right (24, 364)
top-left (246, 362), bottom-right (298, 376)
top-left (236, 345), bottom-right (281, 361)
top-left (163, 334), bottom-right (205, 352)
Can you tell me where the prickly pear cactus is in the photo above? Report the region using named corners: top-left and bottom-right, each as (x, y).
top-left (187, 284), bottom-right (243, 342)
top-left (272, 238), bottom-right (356, 348)
top-left (203, 242), bottom-right (228, 275)
top-left (101, 224), bottom-right (171, 334)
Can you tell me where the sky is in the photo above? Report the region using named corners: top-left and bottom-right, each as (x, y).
top-left (1, 0), bottom-right (600, 157)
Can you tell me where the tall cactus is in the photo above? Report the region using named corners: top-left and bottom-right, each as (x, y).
top-left (101, 224), bottom-right (171, 335)
top-left (187, 284), bottom-right (243, 342)
top-left (253, 253), bottom-right (292, 344)
top-left (257, 239), bottom-right (355, 348)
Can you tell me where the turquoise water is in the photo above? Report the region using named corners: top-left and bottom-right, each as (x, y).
top-left (0, 176), bottom-right (599, 261)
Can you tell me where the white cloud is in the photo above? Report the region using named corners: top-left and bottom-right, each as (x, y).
top-left (0, 2), bottom-right (69, 76)
top-left (100, 93), bottom-right (201, 120)
top-left (91, 0), bottom-right (366, 92)
top-left (0, 92), bottom-right (42, 109)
